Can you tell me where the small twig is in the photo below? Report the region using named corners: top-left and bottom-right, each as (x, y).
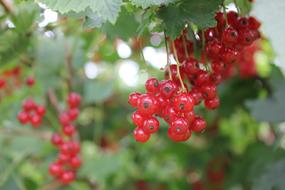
top-left (0, 0), bottom-right (13, 15)
top-left (171, 42), bottom-right (186, 92)
top-left (65, 43), bottom-right (73, 93)
top-left (164, 32), bottom-right (172, 80)
top-left (47, 88), bottom-right (61, 113)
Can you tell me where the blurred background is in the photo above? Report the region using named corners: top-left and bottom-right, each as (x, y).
top-left (0, 0), bottom-right (285, 190)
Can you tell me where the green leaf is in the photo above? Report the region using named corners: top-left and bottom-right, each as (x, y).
top-left (84, 79), bottom-right (114, 104)
top-left (253, 159), bottom-right (285, 190)
top-left (158, 0), bottom-right (223, 39)
top-left (131, 0), bottom-right (176, 8)
top-left (157, 4), bottom-right (186, 39)
top-left (102, 8), bottom-right (139, 41)
top-left (39, 0), bottom-right (122, 23)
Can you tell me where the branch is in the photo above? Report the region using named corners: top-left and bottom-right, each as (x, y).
top-left (0, 0), bottom-right (13, 15)
top-left (47, 88), bottom-right (61, 113)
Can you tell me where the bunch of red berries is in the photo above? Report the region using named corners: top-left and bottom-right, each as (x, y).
top-left (17, 99), bottom-right (46, 128)
top-left (129, 78), bottom-right (208, 143)
top-left (128, 11), bottom-right (261, 143)
top-left (48, 92), bottom-right (81, 185)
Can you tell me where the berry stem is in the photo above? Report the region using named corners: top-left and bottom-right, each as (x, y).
top-left (234, 0), bottom-right (241, 14)
top-left (65, 42), bottom-right (73, 93)
top-left (47, 88), bottom-right (61, 113)
top-left (171, 42), bottom-right (186, 92)
top-left (164, 31), bottom-right (173, 80)
top-left (222, 4), bottom-right (229, 26)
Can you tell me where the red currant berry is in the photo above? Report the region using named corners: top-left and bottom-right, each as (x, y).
top-left (170, 118), bottom-right (189, 135)
top-left (201, 84), bottom-right (217, 100)
top-left (36, 105), bottom-right (46, 116)
top-left (173, 93), bottom-right (194, 113)
top-left (162, 106), bottom-right (178, 124)
top-left (205, 96), bottom-right (220, 110)
top-left (137, 94), bottom-right (158, 115)
top-left (183, 110), bottom-right (195, 124)
top-left (159, 80), bottom-right (178, 99)
top-left (51, 133), bottom-right (63, 146)
top-left (128, 92), bottom-right (141, 107)
top-left (30, 114), bottom-right (42, 128)
top-left (189, 88), bottom-right (203, 105)
top-left (191, 116), bottom-right (207, 132)
top-left (222, 27), bottom-right (239, 44)
top-left (248, 17), bottom-right (261, 30)
top-left (131, 111), bottom-right (145, 127)
top-left (227, 11), bottom-right (238, 27)
top-left (68, 108), bottom-right (79, 121)
top-left (68, 141), bottom-right (81, 155)
top-left (26, 77), bottom-right (35, 87)
top-left (68, 92), bottom-right (81, 108)
top-left (237, 17), bottom-right (249, 29)
top-left (133, 127), bottom-right (150, 143)
top-left (49, 162), bottom-right (63, 176)
top-left (183, 58), bottom-right (200, 75)
top-left (17, 111), bottom-right (29, 124)
top-left (59, 112), bottom-right (70, 126)
top-left (69, 156), bottom-right (81, 168)
top-left (0, 78), bottom-right (6, 88)
top-left (145, 77), bottom-right (160, 94)
top-left (59, 170), bottom-right (76, 185)
top-left (143, 117), bottom-right (160, 134)
top-left (22, 99), bottom-right (35, 112)
top-left (63, 124), bottom-right (76, 136)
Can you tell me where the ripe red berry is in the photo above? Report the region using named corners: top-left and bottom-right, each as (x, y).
top-left (63, 124), bottom-right (76, 136)
top-left (143, 117), bottom-right (160, 134)
top-left (26, 77), bottom-right (35, 87)
top-left (68, 92), bottom-right (81, 108)
top-left (69, 156), bottom-right (81, 168)
top-left (59, 112), bottom-right (70, 126)
top-left (17, 111), bottom-right (30, 124)
top-left (0, 78), bottom-right (6, 88)
top-left (201, 84), bottom-right (217, 100)
top-left (168, 127), bottom-right (191, 142)
top-left (183, 110), bottom-right (195, 124)
top-left (162, 106), bottom-right (178, 124)
top-left (49, 162), bottom-right (63, 176)
top-left (189, 88), bottom-right (202, 105)
top-left (145, 77), bottom-right (160, 93)
top-left (191, 116), bottom-right (207, 132)
top-left (30, 114), bottom-right (42, 128)
top-left (133, 127), bottom-right (150, 143)
top-left (68, 108), bottom-right (79, 121)
top-left (183, 58), bottom-right (200, 75)
top-left (128, 92), bottom-right (141, 107)
top-left (59, 170), bottom-right (76, 185)
top-left (51, 133), bottom-right (63, 146)
top-left (159, 80), bottom-right (178, 99)
top-left (36, 105), bottom-right (46, 116)
top-left (222, 27), bottom-right (239, 44)
top-left (170, 118), bottom-right (189, 135)
top-left (204, 96), bottom-right (220, 110)
top-left (137, 94), bottom-right (158, 115)
top-left (131, 111), bottom-right (145, 127)
top-left (173, 93), bottom-right (194, 113)
top-left (237, 17), bottom-right (249, 29)
top-left (22, 99), bottom-right (35, 112)
top-left (248, 16), bottom-right (261, 30)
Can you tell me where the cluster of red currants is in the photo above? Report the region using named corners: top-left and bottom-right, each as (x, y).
top-left (128, 11), bottom-right (261, 143)
top-left (129, 78), bottom-right (208, 143)
top-left (17, 99), bottom-right (46, 128)
top-left (48, 92), bottom-right (82, 185)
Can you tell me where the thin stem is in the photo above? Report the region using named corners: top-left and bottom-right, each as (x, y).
top-left (222, 4), bottom-right (228, 26)
top-left (47, 88), bottom-right (61, 113)
top-left (234, 0), bottom-right (241, 14)
top-left (171, 42), bottom-right (186, 92)
top-left (164, 32), bottom-right (173, 80)
top-left (64, 43), bottom-right (73, 93)
top-left (182, 35), bottom-right (189, 59)
top-left (0, 0), bottom-right (13, 15)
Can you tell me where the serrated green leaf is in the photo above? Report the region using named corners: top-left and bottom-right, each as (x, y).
top-left (102, 8), bottom-right (139, 40)
top-left (131, 0), bottom-right (176, 9)
top-left (39, 0), bottom-right (122, 23)
top-left (158, 0), bottom-right (223, 39)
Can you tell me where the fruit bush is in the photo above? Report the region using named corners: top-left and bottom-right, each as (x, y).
top-left (0, 0), bottom-right (285, 189)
